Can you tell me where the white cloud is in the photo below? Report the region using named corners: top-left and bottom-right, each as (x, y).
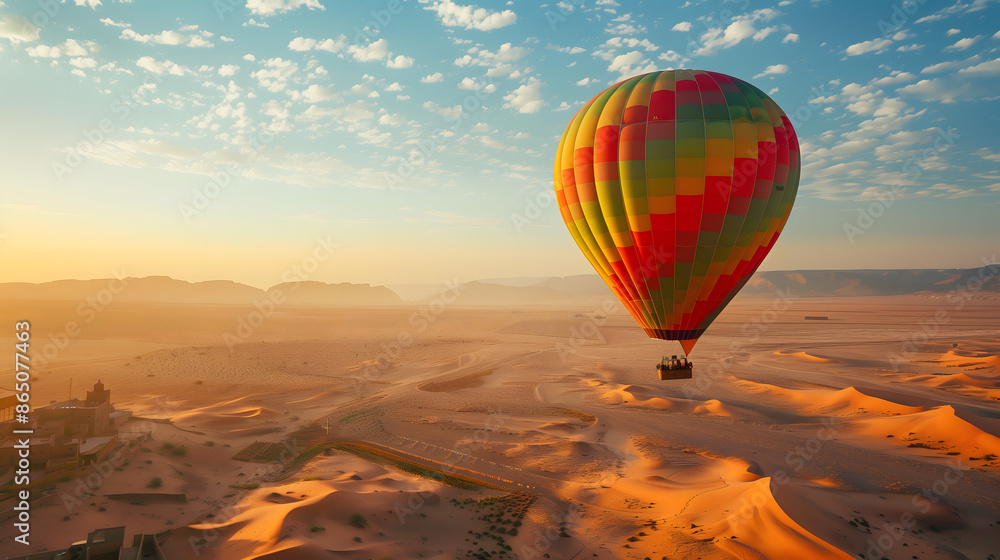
top-left (896, 78), bottom-right (973, 104)
top-left (301, 84), bottom-right (338, 102)
top-left (546, 44), bottom-right (586, 54)
top-left (121, 28), bottom-right (215, 48)
top-left (348, 38), bottom-right (388, 61)
top-left (421, 0), bottom-right (517, 31)
top-left (25, 39), bottom-right (94, 58)
top-left (218, 64), bottom-right (239, 76)
top-left (693, 9), bottom-right (781, 56)
top-left (869, 71), bottom-right (916, 85)
top-left (605, 22), bottom-right (647, 35)
top-left (25, 44), bottom-right (61, 57)
top-left (246, 0), bottom-right (325, 17)
top-left (607, 50), bottom-right (657, 78)
top-left (555, 1), bottom-right (575, 13)
top-left (421, 72), bottom-right (444, 83)
top-left (0, 15), bottom-right (40, 43)
top-left (943, 35), bottom-right (981, 51)
top-left (782, 33), bottom-right (799, 43)
top-left (99, 18), bottom-right (130, 28)
top-left (503, 78), bottom-right (544, 113)
top-left (136, 56), bottom-right (189, 76)
top-left (457, 77), bottom-right (478, 89)
top-left (288, 37), bottom-right (316, 51)
top-left (453, 43), bottom-right (531, 78)
top-left (957, 57), bottom-right (1000, 76)
top-left (916, 0), bottom-right (996, 25)
top-left (69, 57), bottom-right (97, 69)
top-left (358, 127), bottom-right (391, 145)
top-left (249, 57), bottom-right (299, 92)
top-left (753, 26), bottom-right (779, 41)
top-left (946, 28), bottom-right (961, 36)
top-left (657, 50), bottom-right (687, 67)
top-left (288, 35), bottom-right (346, 53)
top-left (379, 113), bottom-right (404, 125)
top-left (386, 55), bottom-right (414, 69)
top-left (921, 54), bottom-right (981, 73)
top-left (671, 21), bottom-right (691, 32)
top-left (599, 36), bottom-right (659, 52)
top-left (575, 77), bottom-right (592, 86)
top-left (385, 82), bottom-right (403, 91)
top-left (753, 63), bottom-right (789, 79)
top-left (846, 38), bottom-right (893, 56)
top-left (73, 0), bottom-right (102, 8)
top-left (972, 148), bottom-right (1000, 162)
top-left (188, 35), bottom-right (213, 48)
top-left (122, 29), bottom-right (184, 45)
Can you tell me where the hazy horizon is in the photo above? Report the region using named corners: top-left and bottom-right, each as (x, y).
top-left (1, 258), bottom-right (998, 292)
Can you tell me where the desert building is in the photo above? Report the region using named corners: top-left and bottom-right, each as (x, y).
top-left (0, 381), bottom-right (131, 472)
top-left (2, 525), bottom-right (165, 560)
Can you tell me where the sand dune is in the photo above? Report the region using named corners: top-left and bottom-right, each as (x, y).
top-left (733, 380), bottom-right (923, 417)
top-left (936, 349), bottom-right (1000, 370)
top-left (597, 382), bottom-right (766, 420)
top-left (167, 397), bottom-right (288, 437)
top-left (905, 372), bottom-right (1000, 388)
top-left (899, 369), bottom-right (1000, 402)
top-left (852, 405), bottom-right (1000, 457)
top-left (609, 447), bottom-right (852, 559)
top-left (701, 477), bottom-right (852, 560)
top-left (774, 350), bottom-right (837, 363)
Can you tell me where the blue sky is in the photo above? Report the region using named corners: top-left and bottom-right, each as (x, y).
top-left (1, 0), bottom-right (998, 288)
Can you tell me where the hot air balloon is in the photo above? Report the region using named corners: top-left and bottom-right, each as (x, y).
top-left (553, 70), bottom-right (799, 379)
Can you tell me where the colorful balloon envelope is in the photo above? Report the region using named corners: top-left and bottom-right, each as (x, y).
top-left (553, 70), bottom-right (800, 356)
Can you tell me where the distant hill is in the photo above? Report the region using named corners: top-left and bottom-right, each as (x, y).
top-left (473, 265), bottom-right (1000, 300)
top-left (268, 281), bottom-right (403, 306)
top-left (743, 266), bottom-right (1000, 297)
top-left (3, 266), bottom-right (996, 306)
top-left (0, 276), bottom-right (402, 306)
top-left (0, 276), bottom-right (265, 304)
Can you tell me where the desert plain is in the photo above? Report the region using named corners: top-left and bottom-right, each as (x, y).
top-left (0, 285), bottom-right (998, 560)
